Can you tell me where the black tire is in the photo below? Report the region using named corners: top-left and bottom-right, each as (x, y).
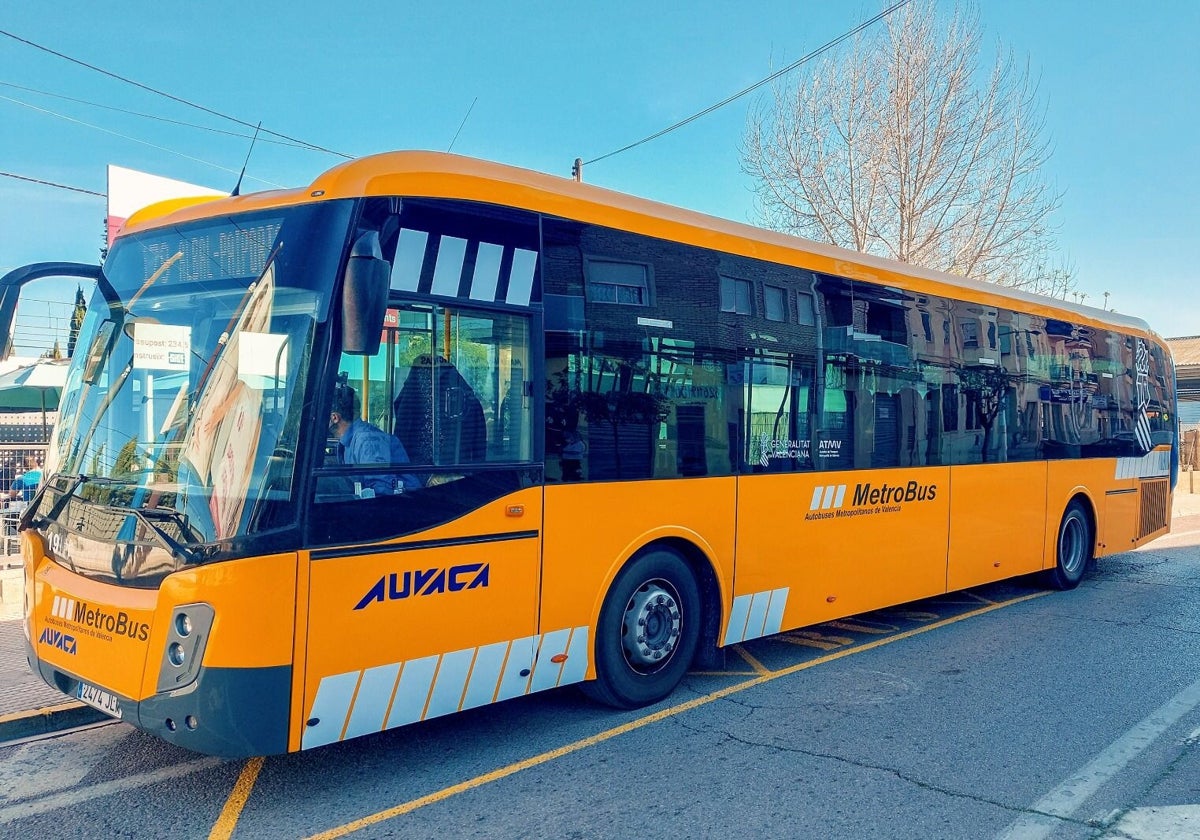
top-left (582, 548), bottom-right (701, 709)
top-left (1044, 500), bottom-right (1093, 590)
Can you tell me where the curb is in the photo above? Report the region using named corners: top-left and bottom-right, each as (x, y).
top-left (0, 701), bottom-right (109, 744)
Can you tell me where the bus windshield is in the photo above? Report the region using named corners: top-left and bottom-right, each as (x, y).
top-left (36, 200), bottom-right (352, 585)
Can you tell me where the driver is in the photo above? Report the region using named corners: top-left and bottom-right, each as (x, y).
top-left (329, 378), bottom-right (420, 495)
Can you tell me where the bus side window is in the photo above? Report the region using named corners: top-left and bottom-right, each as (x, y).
top-left (393, 354), bottom-right (486, 465)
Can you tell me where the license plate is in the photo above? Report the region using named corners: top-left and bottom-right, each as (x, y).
top-left (77, 682), bottom-right (123, 720)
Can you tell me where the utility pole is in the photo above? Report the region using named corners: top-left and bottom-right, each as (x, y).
top-left (571, 158), bottom-right (583, 183)
top-left (1103, 291), bottom-right (1110, 310)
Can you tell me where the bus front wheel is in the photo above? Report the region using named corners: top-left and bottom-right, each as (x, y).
top-left (583, 548), bottom-right (701, 710)
top-left (1044, 500), bottom-right (1093, 591)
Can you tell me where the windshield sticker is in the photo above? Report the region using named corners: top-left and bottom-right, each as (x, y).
top-left (238, 331), bottom-right (289, 384)
top-left (182, 262), bottom-right (275, 536)
top-left (209, 384), bottom-right (263, 539)
top-left (132, 322), bottom-right (191, 371)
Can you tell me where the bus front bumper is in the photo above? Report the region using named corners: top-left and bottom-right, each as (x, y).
top-left (25, 638), bottom-right (291, 758)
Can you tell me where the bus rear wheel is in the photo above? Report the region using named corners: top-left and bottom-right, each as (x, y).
top-left (1044, 500), bottom-right (1092, 591)
top-left (583, 548), bottom-right (701, 710)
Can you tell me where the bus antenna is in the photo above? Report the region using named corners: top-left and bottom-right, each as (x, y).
top-left (231, 122), bottom-right (262, 197)
top-left (447, 97), bottom-right (478, 153)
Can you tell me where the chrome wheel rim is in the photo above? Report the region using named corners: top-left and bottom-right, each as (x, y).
top-left (1059, 513), bottom-right (1087, 576)
top-left (621, 578), bottom-right (683, 674)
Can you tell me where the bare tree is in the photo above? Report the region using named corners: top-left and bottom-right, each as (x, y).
top-left (742, 1), bottom-right (1072, 294)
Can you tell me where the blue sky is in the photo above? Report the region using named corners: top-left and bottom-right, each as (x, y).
top-left (2, 0), bottom-right (1198, 348)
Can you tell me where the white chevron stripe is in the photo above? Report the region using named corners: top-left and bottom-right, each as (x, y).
top-left (1116, 450), bottom-right (1171, 479)
top-left (809, 486), bottom-right (824, 511)
top-left (506, 248), bottom-right (537, 306)
top-left (306, 626), bottom-right (589, 749)
top-left (723, 594), bottom-right (752, 645)
top-left (431, 235), bottom-right (468, 296)
top-left (723, 588), bottom-right (790, 645)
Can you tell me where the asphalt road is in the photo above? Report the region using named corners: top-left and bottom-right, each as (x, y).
top-left (3, 516), bottom-right (1200, 839)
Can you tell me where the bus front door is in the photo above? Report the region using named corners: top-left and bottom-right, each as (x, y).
top-left (299, 303), bottom-right (542, 750)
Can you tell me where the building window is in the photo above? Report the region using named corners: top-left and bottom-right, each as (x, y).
top-left (764, 285), bottom-right (787, 322)
top-left (960, 320), bottom-right (979, 349)
top-left (920, 312), bottom-right (933, 344)
top-left (720, 276), bottom-right (753, 315)
top-left (585, 259), bottom-right (651, 306)
top-left (797, 292), bottom-right (816, 326)
top-left (942, 383), bottom-right (959, 432)
top-left (965, 391), bottom-right (983, 431)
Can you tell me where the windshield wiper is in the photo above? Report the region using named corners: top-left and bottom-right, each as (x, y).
top-left (24, 477), bottom-right (203, 564)
top-left (21, 473), bottom-right (91, 531)
top-left (26, 475), bottom-right (206, 561)
top-left (103, 505), bottom-right (202, 565)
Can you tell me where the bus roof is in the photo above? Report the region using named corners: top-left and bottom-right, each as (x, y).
top-left (118, 150), bottom-right (1156, 339)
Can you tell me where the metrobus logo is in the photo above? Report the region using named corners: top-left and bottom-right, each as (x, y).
top-left (355, 563), bottom-right (491, 610)
top-left (810, 485), bottom-right (848, 511)
top-left (51, 595), bottom-right (150, 641)
top-left (38, 627), bottom-right (77, 655)
top-left (808, 480), bottom-right (938, 520)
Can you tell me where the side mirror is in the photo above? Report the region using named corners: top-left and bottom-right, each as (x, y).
top-left (0, 263), bottom-right (102, 361)
top-left (341, 232), bottom-right (389, 356)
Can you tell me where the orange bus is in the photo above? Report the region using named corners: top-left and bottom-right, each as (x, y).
top-left (1, 152), bottom-right (1176, 757)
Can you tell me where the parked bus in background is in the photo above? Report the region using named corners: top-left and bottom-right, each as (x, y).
top-left (0, 152), bottom-right (1176, 757)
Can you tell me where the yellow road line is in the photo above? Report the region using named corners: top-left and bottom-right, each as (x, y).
top-left (689, 670), bottom-right (758, 677)
top-left (304, 590), bottom-right (1050, 840)
top-left (826, 620), bottom-right (896, 635)
top-left (778, 632), bottom-right (848, 651)
top-left (208, 756), bottom-right (264, 840)
top-left (732, 644), bottom-right (770, 675)
top-left (0, 700), bottom-right (84, 725)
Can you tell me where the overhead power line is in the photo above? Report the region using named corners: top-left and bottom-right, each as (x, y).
top-left (0, 28), bottom-right (353, 159)
top-left (0, 170), bottom-right (104, 197)
top-left (0, 80), bottom-right (315, 149)
top-left (1, 93), bottom-right (285, 188)
top-left (583, 0), bottom-right (913, 167)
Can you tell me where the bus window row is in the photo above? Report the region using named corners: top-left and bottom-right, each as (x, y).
top-left (309, 199), bottom-right (1173, 491)
top-left (542, 216), bottom-right (1174, 481)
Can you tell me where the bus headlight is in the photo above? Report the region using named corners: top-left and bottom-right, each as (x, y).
top-left (157, 603), bottom-right (214, 693)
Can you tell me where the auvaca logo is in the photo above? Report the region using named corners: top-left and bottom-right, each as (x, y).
top-left (38, 627), bottom-right (77, 655)
top-left (355, 563), bottom-right (490, 610)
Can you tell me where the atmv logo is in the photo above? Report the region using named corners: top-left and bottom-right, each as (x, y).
top-left (38, 627), bottom-right (77, 655)
top-left (354, 563), bottom-right (490, 610)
